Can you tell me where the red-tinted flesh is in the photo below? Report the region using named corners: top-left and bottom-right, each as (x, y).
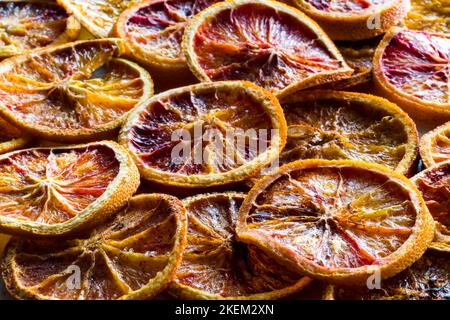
top-left (380, 30), bottom-right (450, 104)
top-left (0, 145), bottom-right (119, 224)
top-left (175, 194), bottom-right (304, 298)
top-left (125, 0), bottom-right (220, 60)
top-left (7, 196), bottom-right (180, 299)
top-left (192, 3), bottom-right (346, 92)
top-left (245, 166), bottom-right (417, 269)
top-left (332, 249), bottom-right (450, 299)
top-left (127, 87), bottom-right (273, 175)
top-left (304, 0), bottom-right (392, 13)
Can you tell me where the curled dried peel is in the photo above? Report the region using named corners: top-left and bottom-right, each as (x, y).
top-left (183, 0), bottom-right (352, 97)
top-left (0, 117), bottom-right (29, 154)
top-left (170, 192), bottom-right (311, 300)
top-left (420, 121), bottom-right (450, 168)
top-left (1, 194), bottom-right (187, 300)
top-left (0, 39), bottom-right (153, 142)
top-left (237, 160), bottom-right (435, 285)
top-left (0, 141), bottom-right (140, 237)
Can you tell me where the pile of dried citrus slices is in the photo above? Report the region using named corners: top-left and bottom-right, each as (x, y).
top-left (0, 0), bottom-right (448, 300)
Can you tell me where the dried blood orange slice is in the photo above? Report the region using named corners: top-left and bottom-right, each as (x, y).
top-left (182, 0), bottom-right (352, 98)
top-left (420, 122), bottom-right (450, 168)
top-left (278, 91), bottom-right (418, 176)
top-left (119, 81), bottom-right (287, 188)
top-left (169, 192), bottom-right (312, 300)
top-left (412, 161), bottom-right (450, 251)
top-left (0, 39), bottom-right (153, 142)
top-left (114, 0), bottom-right (220, 77)
top-left (0, 141), bottom-right (139, 237)
top-left (57, 0), bottom-right (138, 38)
top-left (0, 0), bottom-right (80, 59)
top-left (1, 194), bottom-right (187, 300)
top-left (0, 117), bottom-right (29, 154)
top-left (404, 0), bottom-right (450, 34)
top-left (237, 160), bottom-right (435, 285)
top-left (293, 0), bottom-right (410, 40)
top-left (373, 28), bottom-right (450, 121)
top-left (325, 248), bottom-right (450, 300)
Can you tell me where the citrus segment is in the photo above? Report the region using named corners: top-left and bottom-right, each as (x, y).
top-left (170, 192), bottom-right (312, 299)
top-left (0, 39), bottom-right (153, 142)
top-left (412, 161), bottom-right (450, 251)
top-left (326, 248), bottom-right (450, 300)
top-left (1, 194), bottom-right (187, 300)
top-left (404, 0), bottom-right (450, 33)
top-left (0, 1), bottom-right (80, 58)
top-left (57, 0), bottom-right (138, 38)
top-left (237, 160), bottom-right (435, 285)
top-left (278, 91), bottom-right (418, 175)
top-left (373, 28), bottom-right (450, 121)
top-left (119, 81), bottom-right (287, 188)
top-left (420, 121), bottom-right (450, 167)
top-left (183, 0), bottom-right (352, 97)
top-left (0, 141), bottom-right (140, 237)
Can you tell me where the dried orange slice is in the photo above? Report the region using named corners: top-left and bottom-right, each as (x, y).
top-left (404, 0), bottom-right (450, 33)
top-left (373, 28), bottom-right (450, 121)
top-left (1, 193), bottom-right (187, 300)
top-left (114, 0), bottom-right (220, 77)
top-left (293, 0), bottom-right (410, 41)
top-left (182, 0), bottom-right (352, 98)
top-left (0, 117), bottom-right (29, 154)
top-left (237, 160), bottom-right (435, 285)
top-left (0, 0), bottom-right (80, 59)
top-left (278, 91), bottom-right (418, 176)
top-left (57, 0), bottom-right (138, 38)
top-left (0, 141), bottom-right (139, 237)
top-left (0, 39), bottom-right (153, 142)
top-left (325, 248), bottom-right (450, 300)
top-left (411, 160), bottom-right (450, 251)
top-left (119, 81), bottom-right (287, 188)
top-left (169, 192), bottom-right (312, 300)
top-left (420, 121), bottom-right (450, 168)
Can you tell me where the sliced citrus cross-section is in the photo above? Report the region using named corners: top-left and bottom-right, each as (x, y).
top-left (182, 0), bottom-right (352, 98)
top-left (1, 193), bottom-right (187, 300)
top-left (325, 248), bottom-right (450, 300)
top-left (0, 141), bottom-right (140, 237)
top-left (420, 121), bottom-right (450, 168)
top-left (292, 0), bottom-right (410, 40)
top-left (412, 160), bottom-right (450, 251)
top-left (237, 160), bottom-right (435, 285)
top-left (57, 0), bottom-right (138, 38)
top-left (404, 0), bottom-right (450, 34)
top-left (169, 192), bottom-right (312, 300)
top-left (0, 0), bottom-right (80, 59)
top-left (119, 81), bottom-right (287, 188)
top-left (373, 28), bottom-right (450, 121)
top-left (278, 91), bottom-right (418, 176)
top-left (0, 116), bottom-right (29, 155)
top-left (0, 39), bottom-right (154, 142)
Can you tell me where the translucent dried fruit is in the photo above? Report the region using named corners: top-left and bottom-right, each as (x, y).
top-left (170, 192), bottom-right (312, 299)
top-left (293, 0), bottom-right (410, 40)
top-left (0, 141), bottom-right (140, 237)
top-left (420, 121), bottom-right (450, 168)
top-left (278, 91), bottom-right (418, 176)
top-left (57, 0), bottom-right (138, 38)
top-left (0, 39), bottom-right (154, 142)
top-left (404, 0), bottom-right (450, 34)
top-left (326, 248), bottom-right (450, 300)
top-left (119, 81), bottom-right (287, 188)
top-left (237, 160), bottom-right (435, 285)
top-left (1, 194), bottom-right (187, 300)
top-left (183, 0), bottom-right (352, 97)
top-left (0, 0), bottom-right (80, 58)
top-left (373, 28), bottom-right (450, 121)
top-left (412, 161), bottom-right (450, 251)
top-left (0, 117), bottom-right (29, 154)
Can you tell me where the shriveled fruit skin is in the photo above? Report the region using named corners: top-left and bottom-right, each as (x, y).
top-left (326, 249), bottom-right (450, 300)
top-left (170, 192), bottom-right (312, 300)
top-left (404, 0), bottom-right (450, 34)
top-left (1, 194), bottom-right (187, 300)
top-left (420, 122), bottom-right (450, 168)
top-left (183, 0), bottom-right (352, 97)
